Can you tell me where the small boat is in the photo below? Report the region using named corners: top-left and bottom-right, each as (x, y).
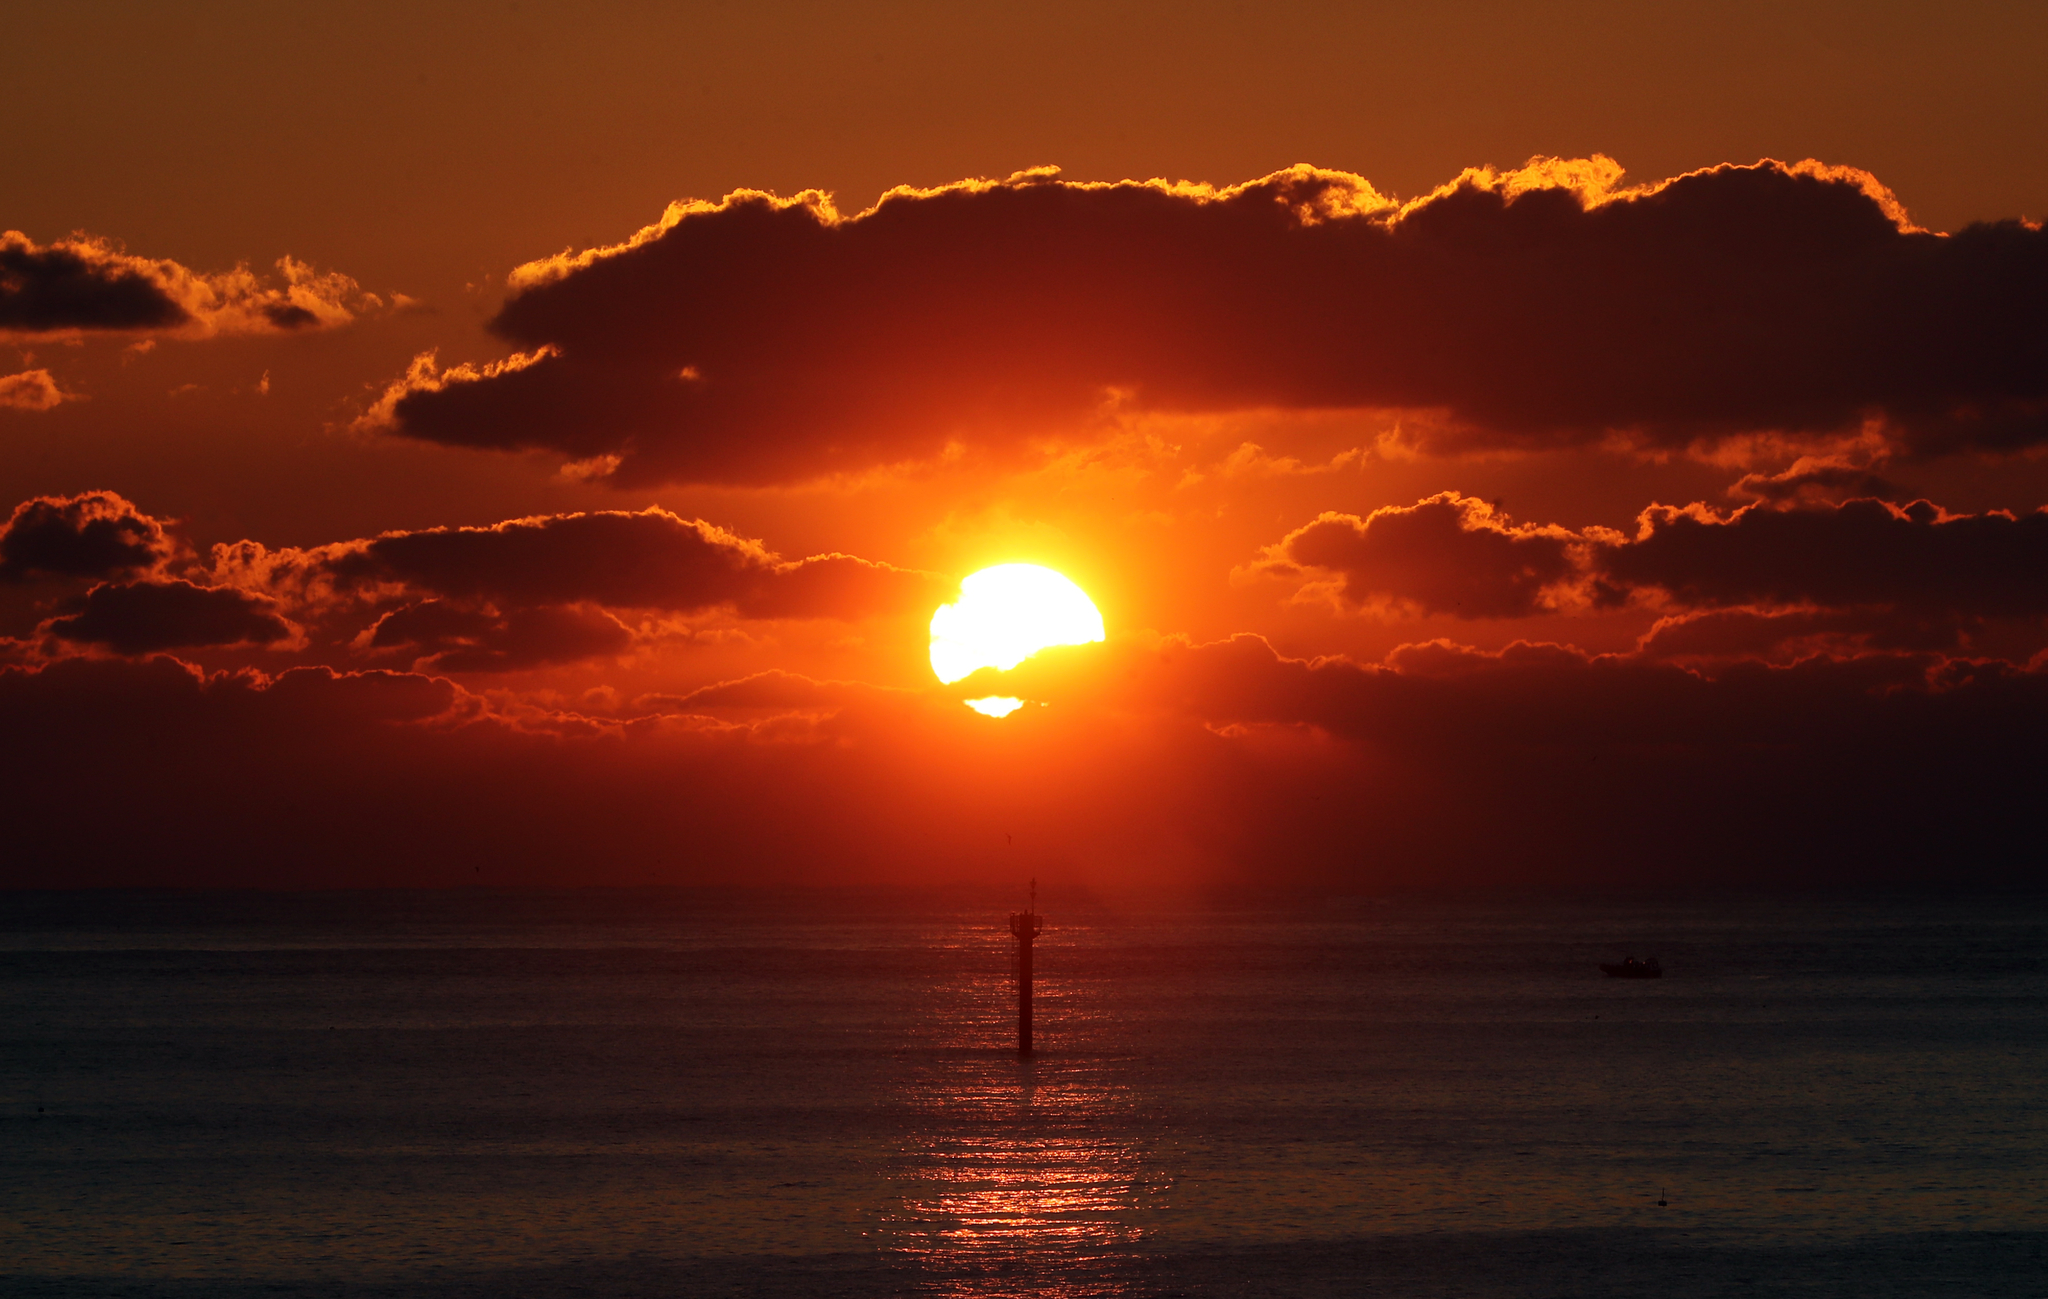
top-left (1600, 956), bottom-right (1662, 979)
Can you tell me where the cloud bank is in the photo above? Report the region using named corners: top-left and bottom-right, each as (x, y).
top-left (1263, 492), bottom-right (2048, 660)
top-left (0, 497), bottom-right (943, 673)
top-left (370, 159), bottom-right (2048, 485)
top-left (2, 638), bottom-right (2038, 890)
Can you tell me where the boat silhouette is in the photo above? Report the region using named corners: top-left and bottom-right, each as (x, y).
top-left (1600, 956), bottom-right (1663, 979)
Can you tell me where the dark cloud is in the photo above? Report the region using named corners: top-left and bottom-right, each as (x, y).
top-left (640, 668), bottom-right (908, 713)
top-left (366, 598), bottom-right (501, 649)
top-left (1633, 607), bottom-right (1949, 660)
top-left (0, 231), bottom-right (369, 336)
top-left (193, 508), bottom-right (942, 674)
top-left (1000, 632), bottom-right (2046, 884)
top-left (738, 553), bottom-right (947, 620)
top-left (1730, 459), bottom-right (1896, 504)
top-left (367, 600), bottom-right (632, 673)
top-left (1261, 494), bottom-right (1579, 618)
top-left (4, 636), bottom-right (2040, 890)
top-left (0, 657), bottom-right (469, 887)
top-left (261, 302), bottom-right (321, 329)
top-left (1261, 493), bottom-right (2048, 656)
top-left (0, 656), bottom-right (454, 737)
top-left (0, 231), bottom-right (187, 332)
top-left (0, 655), bottom-right (1030, 889)
top-left (370, 159), bottom-right (2048, 485)
top-left (43, 579), bottom-right (294, 653)
top-left (1, 492), bottom-right (173, 582)
top-left (299, 507), bottom-right (938, 618)
top-left (1600, 498), bottom-right (2048, 618)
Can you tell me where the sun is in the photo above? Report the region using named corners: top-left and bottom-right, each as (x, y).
top-left (930, 564), bottom-right (1105, 701)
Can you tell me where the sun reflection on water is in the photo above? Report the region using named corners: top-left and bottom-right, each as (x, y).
top-left (881, 921), bottom-right (1160, 1295)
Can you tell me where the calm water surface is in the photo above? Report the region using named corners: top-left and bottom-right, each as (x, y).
top-left (2, 889), bottom-right (2043, 1296)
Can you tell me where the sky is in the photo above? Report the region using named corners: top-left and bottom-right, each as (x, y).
top-left (4, 1), bottom-right (2045, 891)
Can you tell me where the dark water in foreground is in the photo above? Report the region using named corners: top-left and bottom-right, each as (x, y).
top-left (2, 889), bottom-right (2043, 1297)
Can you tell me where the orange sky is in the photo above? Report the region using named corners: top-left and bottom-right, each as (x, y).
top-left (4, 2), bottom-right (2045, 891)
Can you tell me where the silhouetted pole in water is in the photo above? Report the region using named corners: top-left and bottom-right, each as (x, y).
top-left (1009, 878), bottom-right (1043, 1056)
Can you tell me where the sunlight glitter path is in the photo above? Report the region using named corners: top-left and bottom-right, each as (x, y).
top-left (878, 916), bottom-right (1164, 1295)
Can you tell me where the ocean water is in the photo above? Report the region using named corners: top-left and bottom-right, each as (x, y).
top-left (1, 889), bottom-right (2043, 1298)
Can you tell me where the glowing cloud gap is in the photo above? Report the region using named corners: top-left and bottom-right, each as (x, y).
top-left (963, 697), bottom-right (1026, 718)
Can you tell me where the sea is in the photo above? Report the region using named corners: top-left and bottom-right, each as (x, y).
top-left (2, 888), bottom-right (2043, 1298)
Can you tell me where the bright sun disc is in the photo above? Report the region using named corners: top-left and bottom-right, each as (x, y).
top-left (930, 564), bottom-right (1105, 689)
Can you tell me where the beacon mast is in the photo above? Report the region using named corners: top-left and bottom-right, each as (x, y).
top-left (1008, 878), bottom-right (1043, 1057)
